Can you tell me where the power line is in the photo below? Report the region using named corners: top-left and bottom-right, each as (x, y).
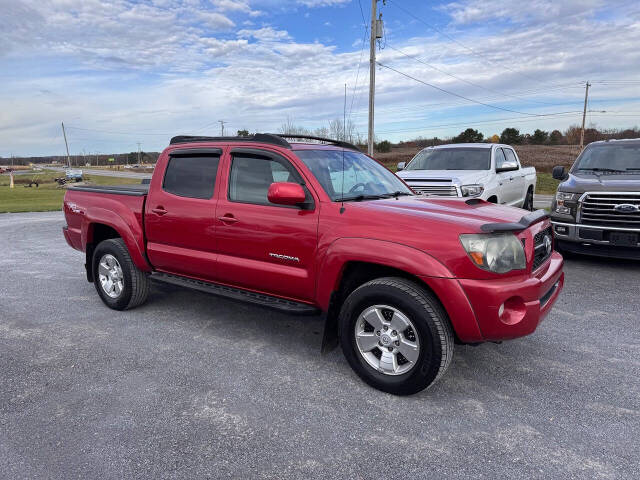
top-left (349, 18), bottom-right (369, 119)
top-left (377, 61), bottom-right (570, 116)
top-left (383, 43), bottom-right (571, 107)
top-left (375, 112), bottom-right (581, 135)
top-left (385, 0), bottom-right (546, 85)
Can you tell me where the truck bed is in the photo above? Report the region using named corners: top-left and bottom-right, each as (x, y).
top-left (68, 184), bottom-right (149, 196)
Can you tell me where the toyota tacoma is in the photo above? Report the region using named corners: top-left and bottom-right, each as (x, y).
top-left (63, 134), bottom-right (564, 395)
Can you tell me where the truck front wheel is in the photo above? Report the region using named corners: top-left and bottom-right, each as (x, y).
top-left (92, 238), bottom-right (150, 310)
top-left (338, 277), bottom-right (454, 395)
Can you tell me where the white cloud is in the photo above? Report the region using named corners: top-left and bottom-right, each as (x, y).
top-left (296, 0), bottom-right (351, 6)
top-left (196, 11), bottom-right (236, 29)
top-left (237, 26), bottom-right (291, 41)
top-left (444, 0), bottom-right (604, 25)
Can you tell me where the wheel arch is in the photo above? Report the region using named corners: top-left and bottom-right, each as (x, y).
top-left (82, 207), bottom-right (151, 282)
top-left (317, 238), bottom-right (463, 353)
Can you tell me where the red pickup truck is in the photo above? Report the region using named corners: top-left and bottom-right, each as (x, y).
top-left (63, 134), bottom-right (564, 395)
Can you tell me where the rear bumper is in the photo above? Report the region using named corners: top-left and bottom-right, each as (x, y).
top-left (429, 252), bottom-right (564, 343)
top-left (62, 225), bottom-right (83, 251)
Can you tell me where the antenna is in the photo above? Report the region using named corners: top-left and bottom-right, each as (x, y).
top-left (340, 83), bottom-right (347, 214)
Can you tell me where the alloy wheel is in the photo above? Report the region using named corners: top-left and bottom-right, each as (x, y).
top-left (354, 304), bottom-right (421, 376)
top-left (98, 254), bottom-right (124, 299)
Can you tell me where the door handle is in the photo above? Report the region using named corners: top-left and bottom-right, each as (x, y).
top-left (151, 206), bottom-right (168, 215)
top-left (218, 214), bottom-right (238, 224)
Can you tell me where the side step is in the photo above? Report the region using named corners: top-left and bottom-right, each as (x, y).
top-left (152, 272), bottom-right (320, 315)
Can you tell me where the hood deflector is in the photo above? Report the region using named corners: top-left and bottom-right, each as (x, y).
top-left (481, 209), bottom-right (548, 233)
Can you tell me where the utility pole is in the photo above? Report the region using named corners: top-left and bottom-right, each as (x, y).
top-left (137, 142), bottom-right (141, 165)
top-left (61, 122), bottom-right (71, 167)
top-left (218, 120), bottom-right (226, 136)
top-left (580, 81), bottom-right (591, 150)
top-left (368, 0), bottom-right (378, 155)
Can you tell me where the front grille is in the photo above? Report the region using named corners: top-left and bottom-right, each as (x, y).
top-left (580, 192), bottom-right (640, 229)
top-left (533, 226), bottom-right (553, 270)
top-left (409, 185), bottom-right (458, 196)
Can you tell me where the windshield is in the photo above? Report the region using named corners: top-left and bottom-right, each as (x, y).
top-left (405, 148), bottom-right (491, 171)
top-left (295, 149), bottom-right (413, 201)
top-left (573, 144), bottom-right (640, 172)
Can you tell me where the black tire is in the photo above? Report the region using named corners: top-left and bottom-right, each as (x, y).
top-left (92, 238), bottom-right (150, 310)
top-left (523, 188), bottom-right (534, 211)
top-left (338, 277), bottom-right (454, 395)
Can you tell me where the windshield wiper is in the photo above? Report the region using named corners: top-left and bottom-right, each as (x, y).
top-left (578, 167), bottom-right (625, 173)
top-left (380, 191), bottom-right (413, 199)
top-left (624, 168), bottom-right (640, 171)
top-left (340, 194), bottom-right (386, 202)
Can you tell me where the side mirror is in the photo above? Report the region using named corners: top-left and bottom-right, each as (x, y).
top-left (552, 166), bottom-right (567, 181)
top-left (397, 162), bottom-right (406, 171)
top-left (496, 161), bottom-right (519, 173)
top-left (267, 182), bottom-right (306, 206)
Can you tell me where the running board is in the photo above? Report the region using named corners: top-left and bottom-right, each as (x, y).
top-left (152, 272), bottom-right (320, 315)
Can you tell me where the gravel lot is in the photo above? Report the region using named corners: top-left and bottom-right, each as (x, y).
top-left (1, 212), bottom-right (638, 479)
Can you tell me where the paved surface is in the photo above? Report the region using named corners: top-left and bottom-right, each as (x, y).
top-left (534, 194), bottom-right (553, 209)
top-left (46, 166), bottom-right (152, 179)
top-left (1, 212), bottom-right (638, 479)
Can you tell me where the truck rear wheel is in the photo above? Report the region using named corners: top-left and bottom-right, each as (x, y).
top-left (93, 238), bottom-right (150, 310)
top-left (523, 187), bottom-right (534, 211)
top-left (338, 277), bottom-right (454, 395)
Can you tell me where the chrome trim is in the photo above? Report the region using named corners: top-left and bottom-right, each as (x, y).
top-left (577, 191), bottom-right (640, 228)
top-left (551, 221), bottom-right (640, 233)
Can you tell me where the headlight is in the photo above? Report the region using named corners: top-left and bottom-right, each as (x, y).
top-left (555, 191), bottom-right (577, 202)
top-left (555, 191), bottom-right (577, 214)
top-left (461, 184), bottom-right (484, 197)
top-left (460, 233), bottom-right (526, 273)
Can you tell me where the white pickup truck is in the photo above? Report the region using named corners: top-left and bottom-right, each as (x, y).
top-left (396, 143), bottom-right (536, 210)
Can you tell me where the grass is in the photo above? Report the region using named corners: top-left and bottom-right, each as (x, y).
top-left (536, 173), bottom-right (561, 195)
top-left (0, 170), bottom-right (143, 213)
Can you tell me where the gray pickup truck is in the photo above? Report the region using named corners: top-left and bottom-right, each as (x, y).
top-left (550, 138), bottom-right (640, 259)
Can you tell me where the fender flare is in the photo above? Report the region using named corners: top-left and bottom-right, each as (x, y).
top-left (316, 237), bottom-right (454, 310)
top-left (82, 202), bottom-right (151, 272)
top-left (317, 237), bottom-right (484, 351)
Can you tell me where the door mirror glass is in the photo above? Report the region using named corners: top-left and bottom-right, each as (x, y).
top-left (267, 182), bottom-right (306, 206)
top-left (397, 162), bottom-right (406, 171)
top-left (552, 165), bottom-right (567, 180)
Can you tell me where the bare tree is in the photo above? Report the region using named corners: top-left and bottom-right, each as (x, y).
top-left (279, 116), bottom-right (310, 135)
top-left (328, 117), bottom-right (359, 143)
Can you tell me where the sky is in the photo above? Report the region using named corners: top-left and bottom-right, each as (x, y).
top-left (1, 0), bottom-right (639, 157)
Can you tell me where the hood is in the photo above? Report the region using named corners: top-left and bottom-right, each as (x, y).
top-left (348, 195), bottom-right (527, 234)
top-left (397, 169), bottom-right (490, 185)
top-left (338, 196), bottom-right (545, 280)
top-left (559, 171), bottom-right (640, 194)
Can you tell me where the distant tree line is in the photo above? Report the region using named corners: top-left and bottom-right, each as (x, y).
top-left (401, 125), bottom-right (640, 148)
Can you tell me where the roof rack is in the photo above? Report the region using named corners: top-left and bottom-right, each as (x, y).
top-left (169, 134), bottom-right (290, 148)
top-left (169, 133), bottom-right (361, 151)
top-left (273, 134), bottom-right (361, 152)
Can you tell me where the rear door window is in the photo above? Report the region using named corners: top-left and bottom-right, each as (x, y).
top-left (163, 155), bottom-right (220, 199)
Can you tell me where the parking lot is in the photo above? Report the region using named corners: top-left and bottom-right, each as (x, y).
top-left (1, 211), bottom-right (638, 479)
